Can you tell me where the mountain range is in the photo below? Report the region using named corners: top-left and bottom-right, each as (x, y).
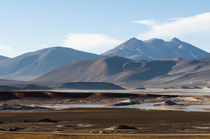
top-left (0, 47), bottom-right (99, 80)
top-left (35, 56), bottom-right (210, 89)
top-left (103, 37), bottom-right (210, 60)
top-left (0, 37), bottom-right (209, 83)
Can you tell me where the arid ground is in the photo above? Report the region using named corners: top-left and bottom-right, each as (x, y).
top-left (1, 108), bottom-right (210, 134)
top-left (1, 90), bottom-right (210, 138)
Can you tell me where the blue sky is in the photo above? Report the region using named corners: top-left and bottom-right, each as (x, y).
top-left (0, 0), bottom-right (210, 57)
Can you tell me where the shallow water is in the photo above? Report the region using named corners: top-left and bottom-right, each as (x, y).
top-left (185, 105), bottom-right (210, 112)
top-left (157, 92), bottom-right (210, 96)
top-left (50, 88), bottom-right (210, 96)
top-left (51, 103), bottom-right (210, 112)
top-left (52, 104), bottom-right (103, 109)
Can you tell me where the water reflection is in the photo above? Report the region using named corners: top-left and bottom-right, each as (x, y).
top-left (53, 103), bottom-right (210, 112)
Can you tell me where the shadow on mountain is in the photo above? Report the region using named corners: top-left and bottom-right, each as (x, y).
top-left (58, 82), bottom-right (125, 90)
top-left (122, 61), bottom-right (177, 80)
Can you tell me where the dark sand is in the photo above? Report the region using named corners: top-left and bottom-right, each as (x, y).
top-left (1, 108), bottom-right (210, 134)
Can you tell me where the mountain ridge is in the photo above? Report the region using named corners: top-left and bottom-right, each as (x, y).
top-left (0, 55), bottom-right (10, 61)
top-left (0, 46), bottom-right (100, 80)
top-left (34, 56), bottom-right (210, 89)
top-left (0, 37), bottom-right (209, 82)
top-left (103, 37), bottom-right (210, 60)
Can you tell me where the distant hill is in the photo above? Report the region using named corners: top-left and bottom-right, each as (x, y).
top-left (102, 37), bottom-right (210, 60)
top-left (58, 82), bottom-right (125, 90)
top-left (34, 56), bottom-right (132, 83)
top-left (0, 55), bottom-right (10, 61)
top-left (35, 56), bottom-right (210, 89)
top-left (0, 81), bottom-right (124, 90)
top-left (0, 47), bottom-right (100, 80)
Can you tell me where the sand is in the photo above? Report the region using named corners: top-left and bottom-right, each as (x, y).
top-left (1, 108), bottom-right (210, 134)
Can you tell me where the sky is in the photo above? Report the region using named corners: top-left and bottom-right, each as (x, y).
top-left (0, 0), bottom-right (210, 57)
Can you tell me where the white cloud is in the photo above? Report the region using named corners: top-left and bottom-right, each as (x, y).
top-left (136, 12), bottom-right (210, 40)
top-left (63, 33), bottom-right (122, 54)
top-left (133, 19), bottom-right (157, 26)
top-left (207, 50), bottom-right (210, 53)
top-left (0, 45), bottom-right (15, 57)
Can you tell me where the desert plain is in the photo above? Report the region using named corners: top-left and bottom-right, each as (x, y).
top-left (1, 89), bottom-right (210, 138)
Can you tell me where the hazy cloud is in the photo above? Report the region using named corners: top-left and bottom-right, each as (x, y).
top-left (0, 45), bottom-right (15, 57)
top-left (63, 33), bottom-right (122, 53)
top-left (133, 19), bottom-right (157, 26)
top-left (135, 12), bottom-right (210, 40)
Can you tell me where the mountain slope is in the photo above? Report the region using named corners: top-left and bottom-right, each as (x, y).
top-left (0, 55), bottom-right (10, 61)
top-left (35, 56), bottom-right (210, 89)
top-left (0, 47), bottom-right (100, 80)
top-left (34, 56), bottom-right (132, 83)
top-left (102, 37), bottom-right (210, 60)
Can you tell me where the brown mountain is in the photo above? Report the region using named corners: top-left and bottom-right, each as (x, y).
top-left (34, 56), bottom-right (210, 89)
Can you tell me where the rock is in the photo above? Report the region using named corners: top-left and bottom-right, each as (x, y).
top-left (9, 127), bottom-right (24, 131)
top-left (112, 99), bottom-right (140, 106)
top-left (114, 125), bottom-right (137, 129)
top-left (90, 130), bottom-right (99, 134)
top-left (164, 100), bottom-right (178, 105)
top-left (154, 100), bottom-right (179, 106)
top-left (38, 118), bottom-right (57, 122)
top-left (136, 87), bottom-right (146, 90)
